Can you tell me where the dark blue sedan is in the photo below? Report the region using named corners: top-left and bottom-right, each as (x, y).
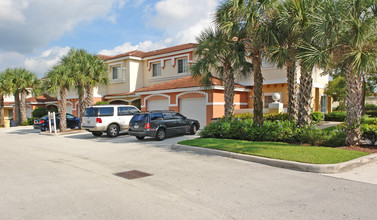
top-left (33, 113), bottom-right (80, 131)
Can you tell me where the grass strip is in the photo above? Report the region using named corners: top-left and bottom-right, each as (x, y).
top-left (179, 138), bottom-right (369, 164)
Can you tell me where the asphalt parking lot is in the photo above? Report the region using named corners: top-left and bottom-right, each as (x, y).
top-left (1, 126), bottom-right (377, 219)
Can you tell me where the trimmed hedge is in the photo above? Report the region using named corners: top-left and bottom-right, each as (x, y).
top-left (366, 110), bottom-right (377, 117)
top-left (365, 103), bottom-right (377, 111)
top-left (32, 107), bottom-right (47, 118)
top-left (325, 111), bottom-right (346, 121)
top-left (95, 101), bottom-right (110, 105)
top-left (311, 111), bottom-right (324, 123)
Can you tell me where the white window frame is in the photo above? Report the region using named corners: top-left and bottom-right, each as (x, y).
top-left (112, 66), bottom-right (121, 80)
top-left (152, 63), bottom-right (161, 77)
top-left (177, 58), bottom-right (188, 74)
top-left (108, 62), bottom-right (125, 83)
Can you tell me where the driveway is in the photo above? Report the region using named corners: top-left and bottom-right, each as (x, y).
top-left (1, 126), bottom-right (377, 219)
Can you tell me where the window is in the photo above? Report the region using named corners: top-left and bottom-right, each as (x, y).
top-left (177, 58), bottom-right (188, 74)
top-left (264, 95), bottom-right (274, 108)
top-left (150, 113), bottom-right (163, 121)
top-left (152, 63), bottom-right (161, 77)
top-left (66, 114), bottom-right (75, 119)
top-left (112, 66), bottom-right (121, 80)
top-left (118, 107), bottom-right (140, 116)
top-left (162, 112), bottom-right (173, 120)
top-left (173, 113), bottom-right (185, 120)
top-left (85, 107), bottom-right (114, 117)
top-left (8, 109), bottom-right (13, 119)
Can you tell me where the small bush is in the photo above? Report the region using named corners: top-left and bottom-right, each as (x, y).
top-left (311, 111), bottom-right (324, 123)
top-left (263, 113), bottom-right (289, 121)
top-left (325, 111), bottom-right (346, 122)
top-left (365, 103), bottom-right (377, 111)
top-left (234, 112), bottom-right (253, 120)
top-left (20, 121), bottom-right (29, 126)
top-left (27, 118), bottom-right (34, 125)
top-left (32, 107), bottom-right (47, 118)
top-left (366, 110), bottom-right (377, 117)
top-left (95, 101), bottom-right (110, 105)
top-left (322, 130), bottom-right (346, 147)
top-left (361, 124), bottom-right (377, 146)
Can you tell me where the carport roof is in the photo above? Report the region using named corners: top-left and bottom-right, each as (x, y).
top-left (134, 75), bottom-right (247, 93)
top-left (26, 94), bottom-right (57, 103)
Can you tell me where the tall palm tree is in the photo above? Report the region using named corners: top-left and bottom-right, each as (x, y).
top-left (301, 0), bottom-right (377, 145)
top-left (0, 72), bottom-right (13, 127)
top-left (5, 68), bottom-right (39, 125)
top-left (190, 27), bottom-right (252, 117)
top-left (44, 64), bottom-right (75, 132)
top-left (267, 0), bottom-right (307, 121)
top-left (216, 0), bottom-right (277, 125)
top-left (84, 53), bottom-right (108, 107)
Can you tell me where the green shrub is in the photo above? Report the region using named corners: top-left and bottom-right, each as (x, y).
top-left (263, 113), bottom-right (289, 121)
top-left (322, 129), bottom-right (346, 147)
top-left (32, 107), bottom-right (47, 118)
top-left (95, 101), bottom-right (110, 105)
top-left (365, 103), bottom-right (377, 111)
top-left (20, 121), bottom-right (29, 126)
top-left (366, 110), bottom-right (377, 117)
top-left (311, 111), bottom-right (324, 123)
top-left (234, 112), bottom-right (253, 120)
top-left (325, 111), bottom-right (346, 122)
top-left (361, 124), bottom-right (377, 146)
top-left (27, 118), bottom-right (34, 125)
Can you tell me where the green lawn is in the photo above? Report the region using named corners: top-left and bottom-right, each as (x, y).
top-left (179, 138), bottom-right (369, 164)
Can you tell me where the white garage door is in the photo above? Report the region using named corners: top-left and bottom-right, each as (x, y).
top-left (180, 98), bottom-right (206, 128)
top-left (147, 99), bottom-right (169, 111)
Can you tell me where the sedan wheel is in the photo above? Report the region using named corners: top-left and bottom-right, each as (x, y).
top-left (155, 128), bottom-right (166, 141)
top-left (190, 124), bottom-right (198, 135)
top-left (92, 131), bottom-right (103, 137)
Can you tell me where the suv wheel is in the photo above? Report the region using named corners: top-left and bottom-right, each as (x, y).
top-left (136, 136), bottom-right (145, 140)
top-left (92, 131), bottom-right (103, 137)
top-left (190, 124), bottom-right (198, 135)
top-left (107, 124), bottom-right (120, 137)
top-left (155, 128), bottom-right (166, 141)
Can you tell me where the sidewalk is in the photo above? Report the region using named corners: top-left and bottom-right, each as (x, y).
top-left (316, 121), bottom-right (341, 130)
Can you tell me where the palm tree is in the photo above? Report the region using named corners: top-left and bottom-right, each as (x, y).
top-left (267, 0), bottom-right (307, 121)
top-left (5, 68), bottom-right (39, 125)
top-left (44, 64), bottom-right (75, 132)
top-left (190, 27), bottom-right (252, 117)
top-left (216, 0), bottom-right (277, 125)
top-left (0, 72), bottom-right (13, 127)
top-left (301, 0), bottom-right (377, 145)
top-left (84, 53), bottom-right (108, 107)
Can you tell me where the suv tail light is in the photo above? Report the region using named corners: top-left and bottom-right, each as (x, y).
top-left (96, 118), bottom-right (102, 123)
top-left (144, 123), bottom-right (151, 129)
top-left (39, 120), bottom-right (45, 124)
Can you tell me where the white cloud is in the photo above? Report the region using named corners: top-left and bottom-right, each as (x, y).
top-left (24, 47), bottom-right (71, 78)
top-left (0, 0), bottom-right (29, 24)
top-left (0, 0), bottom-right (120, 53)
top-left (100, 0), bottom-right (218, 56)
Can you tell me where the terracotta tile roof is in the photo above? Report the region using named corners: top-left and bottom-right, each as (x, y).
top-left (134, 75), bottom-right (246, 93)
top-left (26, 94), bottom-right (57, 103)
top-left (104, 92), bottom-right (136, 98)
top-left (100, 43), bottom-right (197, 61)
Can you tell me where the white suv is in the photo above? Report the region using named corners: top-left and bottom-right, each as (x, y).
top-left (81, 105), bottom-right (140, 137)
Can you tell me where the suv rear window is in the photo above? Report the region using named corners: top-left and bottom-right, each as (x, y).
top-left (84, 107), bottom-right (114, 117)
top-left (131, 114), bottom-right (148, 122)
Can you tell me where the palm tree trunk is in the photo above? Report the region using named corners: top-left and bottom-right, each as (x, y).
top-left (345, 68), bottom-right (362, 146)
top-left (298, 66), bottom-right (313, 126)
top-left (287, 61), bottom-right (298, 121)
top-left (78, 90), bottom-right (86, 129)
top-left (85, 85), bottom-right (94, 107)
top-left (0, 94), bottom-right (4, 127)
top-left (20, 89), bottom-right (27, 124)
top-left (14, 91), bottom-right (21, 125)
top-left (223, 67), bottom-right (235, 117)
top-left (59, 88), bottom-right (67, 132)
top-left (252, 51), bottom-right (264, 125)
top-left (361, 75), bottom-right (366, 116)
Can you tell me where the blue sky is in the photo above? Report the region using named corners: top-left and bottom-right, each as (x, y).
top-left (0, 0), bottom-right (219, 78)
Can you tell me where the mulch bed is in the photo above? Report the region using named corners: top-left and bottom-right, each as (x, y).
top-left (337, 145), bottom-right (377, 153)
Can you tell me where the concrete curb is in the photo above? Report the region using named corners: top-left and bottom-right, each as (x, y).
top-left (39, 130), bottom-right (87, 136)
top-left (172, 144), bottom-right (377, 174)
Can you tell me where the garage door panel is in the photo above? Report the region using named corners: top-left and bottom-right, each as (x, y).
top-left (180, 98), bottom-right (206, 128)
top-left (147, 99), bottom-right (169, 111)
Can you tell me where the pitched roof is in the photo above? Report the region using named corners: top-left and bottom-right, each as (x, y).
top-left (100, 43), bottom-right (197, 61)
top-left (134, 75), bottom-right (246, 93)
top-left (26, 94), bottom-right (57, 103)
